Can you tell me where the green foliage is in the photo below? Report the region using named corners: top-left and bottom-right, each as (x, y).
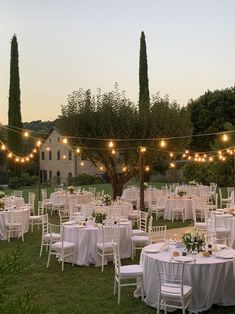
top-left (139, 31), bottom-right (150, 119)
top-left (0, 248), bottom-right (45, 313)
top-left (183, 161), bottom-right (233, 187)
top-left (188, 86), bottom-right (235, 150)
top-left (58, 86), bottom-right (192, 198)
top-left (8, 173), bottom-right (39, 189)
top-left (67, 173), bottom-right (106, 186)
top-left (8, 34), bottom-right (22, 156)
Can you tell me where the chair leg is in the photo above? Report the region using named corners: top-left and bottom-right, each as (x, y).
top-left (113, 278), bottom-right (117, 295)
top-left (62, 257), bottom-right (64, 272)
top-left (118, 282), bottom-right (121, 304)
top-left (47, 249), bottom-right (51, 268)
top-left (101, 253), bottom-right (104, 272)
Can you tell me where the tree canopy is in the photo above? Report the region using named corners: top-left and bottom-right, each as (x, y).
top-left (187, 86), bottom-right (235, 151)
top-left (58, 86), bottom-right (192, 198)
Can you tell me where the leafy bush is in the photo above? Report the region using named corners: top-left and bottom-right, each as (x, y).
top-left (183, 162), bottom-right (233, 187)
top-left (67, 173), bottom-right (106, 186)
top-left (8, 173), bottom-right (39, 188)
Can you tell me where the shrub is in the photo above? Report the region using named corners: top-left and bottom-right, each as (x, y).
top-left (8, 173), bottom-right (39, 189)
top-left (67, 173), bottom-right (106, 186)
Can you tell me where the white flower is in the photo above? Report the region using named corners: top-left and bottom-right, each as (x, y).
top-left (0, 191), bottom-right (5, 198)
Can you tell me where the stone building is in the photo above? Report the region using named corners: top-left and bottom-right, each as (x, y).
top-left (39, 128), bottom-right (100, 183)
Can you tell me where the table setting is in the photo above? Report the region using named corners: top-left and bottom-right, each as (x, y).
top-left (135, 228), bottom-right (235, 312)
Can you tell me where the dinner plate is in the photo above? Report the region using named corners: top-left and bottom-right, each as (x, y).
top-left (143, 247), bottom-right (160, 253)
top-left (214, 252), bottom-right (235, 259)
top-left (173, 256), bottom-right (194, 262)
top-left (73, 225), bottom-right (86, 229)
top-left (64, 221), bottom-right (75, 225)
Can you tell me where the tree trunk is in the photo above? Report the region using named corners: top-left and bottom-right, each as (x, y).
top-left (112, 180), bottom-right (124, 200)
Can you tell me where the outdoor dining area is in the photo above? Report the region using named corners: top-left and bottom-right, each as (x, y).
top-left (1, 182), bottom-right (235, 313)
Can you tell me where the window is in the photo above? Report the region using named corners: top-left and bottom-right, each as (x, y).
top-left (56, 171), bottom-right (60, 177)
top-left (68, 150), bottom-right (72, 160)
top-left (49, 170), bottom-right (52, 179)
top-left (81, 152), bottom-right (87, 160)
top-left (49, 138), bottom-right (51, 143)
top-left (49, 151), bottom-right (52, 160)
top-left (41, 151), bottom-right (45, 160)
top-left (68, 172), bottom-right (72, 178)
top-left (58, 137), bottom-right (60, 143)
top-left (57, 150), bottom-right (60, 160)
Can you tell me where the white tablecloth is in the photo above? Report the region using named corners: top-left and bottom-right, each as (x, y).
top-left (0, 208), bottom-right (30, 240)
top-left (216, 215), bottom-right (235, 248)
top-left (81, 201), bottom-right (133, 218)
top-left (3, 196), bottom-right (25, 209)
top-left (64, 221), bottom-right (132, 266)
top-left (122, 188), bottom-right (162, 203)
top-left (137, 243), bottom-right (235, 312)
top-left (50, 191), bottom-right (94, 209)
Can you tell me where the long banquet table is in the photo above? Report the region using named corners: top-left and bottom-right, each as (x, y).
top-left (63, 220), bottom-right (132, 266)
top-left (136, 242), bottom-right (235, 312)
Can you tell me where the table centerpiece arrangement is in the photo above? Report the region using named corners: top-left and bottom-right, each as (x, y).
top-left (182, 229), bottom-right (205, 252)
top-left (92, 208), bottom-right (107, 224)
top-left (101, 193), bottom-right (112, 206)
top-left (67, 186), bottom-right (75, 194)
top-left (177, 189), bottom-right (187, 197)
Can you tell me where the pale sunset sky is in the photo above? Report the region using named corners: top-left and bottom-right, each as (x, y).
top-left (0, 0), bottom-right (235, 124)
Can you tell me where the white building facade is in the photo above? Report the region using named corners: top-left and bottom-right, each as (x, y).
top-left (39, 128), bottom-right (100, 182)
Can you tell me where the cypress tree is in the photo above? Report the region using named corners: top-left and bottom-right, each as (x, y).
top-left (138, 31), bottom-right (150, 116)
top-left (8, 34), bottom-right (22, 156)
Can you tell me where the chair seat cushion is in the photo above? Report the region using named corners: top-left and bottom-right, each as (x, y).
top-left (195, 222), bottom-right (207, 229)
top-left (29, 215), bottom-right (42, 220)
top-left (52, 241), bottom-right (75, 249)
top-left (97, 241), bottom-right (114, 251)
top-left (120, 264), bottom-right (143, 278)
top-left (208, 227), bottom-right (229, 234)
top-left (131, 235), bottom-right (149, 243)
top-left (43, 233), bottom-right (61, 240)
top-left (5, 222), bottom-right (22, 227)
top-left (161, 283), bottom-right (192, 297)
top-left (132, 229), bottom-right (146, 236)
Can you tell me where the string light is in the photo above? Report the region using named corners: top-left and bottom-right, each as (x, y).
top-left (7, 152), bottom-right (12, 158)
top-left (1, 144), bottom-right (6, 150)
top-left (140, 146), bottom-right (146, 153)
top-left (145, 166), bottom-right (150, 171)
top-left (62, 155), bottom-right (66, 160)
top-left (160, 140), bottom-right (166, 148)
top-left (24, 131), bottom-right (29, 137)
top-left (76, 148), bottom-right (80, 154)
top-left (99, 166), bottom-right (104, 171)
top-left (37, 140), bottom-right (41, 147)
top-left (46, 147), bottom-right (50, 151)
top-left (80, 161), bottom-right (84, 166)
top-left (169, 162), bottom-right (175, 168)
top-left (111, 149), bottom-right (115, 155)
top-left (222, 134), bottom-right (228, 142)
top-left (169, 152), bottom-right (174, 157)
top-left (185, 150), bottom-right (189, 154)
top-left (63, 138), bottom-right (68, 144)
top-left (108, 140), bottom-right (114, 148)
top-left (122, 166), bottom-right (127, 172)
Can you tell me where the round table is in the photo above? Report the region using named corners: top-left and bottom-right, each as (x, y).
top-left (81, 201), bottom-right (133, 218)
top-left (3, 196), bottom-right (25, 209)
top-left (0, 208), bottom-right (30, 240)
top-left (137, 242), bottom-right (235, 312)
top-left (50, 191), bottom-right (94, 209)
top-left (63, 220), bottom-right (132, 266)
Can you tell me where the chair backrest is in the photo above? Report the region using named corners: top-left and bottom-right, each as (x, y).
top-left (113, 242), bottom-right (121, 276)
top-left (137, 211), bottom-right (148, 232)
top-left (100, 223), bottom-right (118, 245)
top-left (28, 192), bottom-right (35, 209)
top-left (227, 187), bottom-right (234, 198)
top-left (41, 189), bottom-right (48, 199)
top-left (41, 214), bottom-right (49, 236)
top-left (13, 191), bottom-right (23, 197)
top-left (37, 201), bottom-right (45, 216)
top-left (89, 187), bottom-right (96, 194)
top-left (156, 260), bottom-right (185, 298)
top-left (59, 210), bottom-right (70, 224)
top-left (49, 223), bottom-right (61, 243)
top-left (149, 225), bottom-right (166, 243)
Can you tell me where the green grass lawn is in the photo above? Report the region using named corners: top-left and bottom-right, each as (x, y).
top-left (0, 185), bottom-right (235, 313)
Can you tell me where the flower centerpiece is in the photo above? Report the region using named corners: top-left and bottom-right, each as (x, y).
top-left (0, 199), bottom-right (4, 211)
top-left (177, 189), bottom-right (187, 197)
top-left (144, 182), bottom-right (148, 190)
top-left (182, 229), bottom-right (205, 252)
top-left (92, 208), bottom-right (107, 224)
top-left (0, 191), bottom-right (5, 199)
top-left (67, 186), bottom-right (75, 194)
top-left (102, 194), bottom-right (112, 206)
